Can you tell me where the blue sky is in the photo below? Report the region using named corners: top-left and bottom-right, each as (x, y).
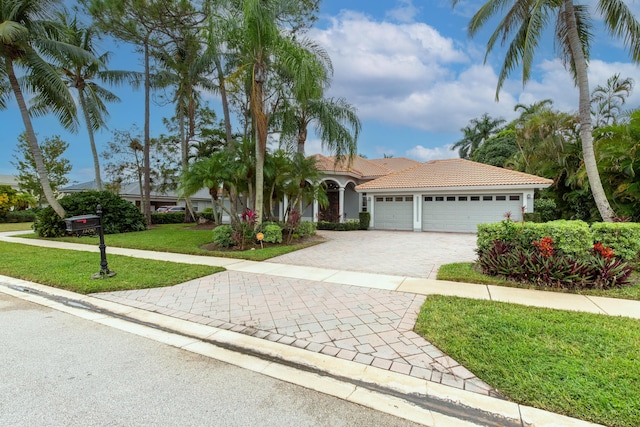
top-left (2, 0), bottom-right (640, 183)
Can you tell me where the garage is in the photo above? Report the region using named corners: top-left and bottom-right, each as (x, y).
top-left (373, 195), bottom-right (413, 230)
top-left (422, 194), bottom-right (523, 232)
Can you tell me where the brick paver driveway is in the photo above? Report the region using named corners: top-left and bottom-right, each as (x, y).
top-left (269, 230), bottom-right (478, 278)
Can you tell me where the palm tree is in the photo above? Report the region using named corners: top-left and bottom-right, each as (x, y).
top-left (451, 0), bottom-right (640, 221)
top-left (38, 14), bottom-right (139, 191)
top-left (233, 0), bottom-right (329, 226)
top-left (278, 96), bottom-right (361, 158)
top-left (591, 73), bottom-right (634, 127)
top-left (452, 113), bottom-right (505, 159)
top-left (1, 0), bottom-right (91, 217)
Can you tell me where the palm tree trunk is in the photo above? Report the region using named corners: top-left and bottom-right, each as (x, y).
top-left (214, 55), bottom-right (233, 145)
top-left (79, 91), bottom-right (103, 191)
top-left (253, 66), bottom-right (267, 226)
top-left (564, 0), bottom-right (615, 222)
top-left (143, 40), bottom-right (152, 225)
top-left (7, 60), bottom-right (66, 218)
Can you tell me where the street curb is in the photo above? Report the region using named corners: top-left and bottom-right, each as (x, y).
top-left (0, 276), bottom-right (602, 427)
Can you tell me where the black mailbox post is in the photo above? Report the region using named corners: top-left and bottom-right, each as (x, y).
top-left (65, 204), bottom-right (116, 279)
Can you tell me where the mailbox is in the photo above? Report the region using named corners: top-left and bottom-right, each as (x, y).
top-left (65, 214), bottom-right (101, 232)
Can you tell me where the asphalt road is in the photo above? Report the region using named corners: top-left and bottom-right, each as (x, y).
top-left (0, 293), bottom-right (421, 427)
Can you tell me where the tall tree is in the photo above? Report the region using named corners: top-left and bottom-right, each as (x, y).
top-left (232, 0), bottom-right (325, 226)
top-left (0, 0), bottom-right (90, 217)
top-left (452, 0), bottom-right (640, 221)
top-left (452, 113), bottom-right (505, 159)
top-left (83, 0), bottom-right (192, 224)
top-left (591, 73), bottom-right (634, 127)
top-left (11, 133), bottom-right (71, 207)
top-left (34, 14), bottom-right (138, 191)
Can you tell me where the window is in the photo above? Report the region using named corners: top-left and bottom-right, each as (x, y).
top-left (470, 196), bottom-right (480, 201)
top-left (361, 193), bottom-right (368, 212)
top-left (509, 195), bottom-right (521, 201)
top-left (483, 196), bottom-right (493, 201)
top-left (435, 196), bottom-right (444, 201)
top-left (458, 196), bottom-right (468, 201)
top-left (424, 196), bottom-right (433, 202)
top-left (376, 197), bottom-right (384, 202)
top-left (406, 196), bottom-right (413, 202)
top-left (495, 195), bottom-right (506, 201)
top-left (385, 197), bottom-right (393, 202)
top-left (446, 196), bottom-right (456, 201)
top-left (395, 196), bottom-right (403, 202)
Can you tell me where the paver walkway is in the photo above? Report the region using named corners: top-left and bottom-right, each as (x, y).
top-left (94, 270), bottom-right (497, 397)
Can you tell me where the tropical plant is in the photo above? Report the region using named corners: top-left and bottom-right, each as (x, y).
top-left (452, 0), bottom-right (640, 222)
top-left (591, 73), bottom-right (634, 128)
top-left (36, 14), bottom-right (138, 191)
top-left (11, 133), bottom-right (71, 207)
top-left (452, 113), bottom-right (506, 159)
top-left (0, 0), bottom-right (92, 217)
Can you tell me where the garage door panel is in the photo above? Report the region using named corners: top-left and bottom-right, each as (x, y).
top-left (374, 196), bottom-right (413, 231)
top-left (422, 195), bottom-right (522, 232)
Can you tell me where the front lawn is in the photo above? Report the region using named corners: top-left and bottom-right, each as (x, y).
top-left (415, 296), bottom-right (640, 427)
top-left (0, 222), bottom-right (33, 232)
top-left (0, 241), bottom-right (222, 294)
top-left (23, 223), bottom-right (323, 261)
top-left (438, 262), bottom-right (640, 300)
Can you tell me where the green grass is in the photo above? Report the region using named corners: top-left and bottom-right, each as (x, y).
top-left (0, 241), bottom-right (223, 294)
top-left (23, 223), bottom-right (322, 261)
top-left (415, 296), bottom-right (640, 427)
top-left (0, 222), bottom-right (33, 232)
top-left (438, 262), bottom-right (640, 301)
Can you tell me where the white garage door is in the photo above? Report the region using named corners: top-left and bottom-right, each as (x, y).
top-left (374, 195), bottom-right (413, 231)
top-left (422, 194), bottom-right (523, 232)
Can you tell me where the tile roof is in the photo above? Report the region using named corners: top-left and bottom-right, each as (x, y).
top-left (355, 158), bottom-right (553, 190)
top-left (368, 157), bottom-right (421, 172)
top-left (310, 154), bottom-right (391, 179)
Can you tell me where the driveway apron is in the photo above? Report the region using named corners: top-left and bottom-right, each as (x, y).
top-left (94, 270), bottom-right (498, 397)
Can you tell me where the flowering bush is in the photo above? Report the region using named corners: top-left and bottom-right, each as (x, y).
top-left (478, 236), bottom-right (632, 290)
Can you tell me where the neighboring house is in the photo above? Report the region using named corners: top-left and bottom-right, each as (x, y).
top-left (60, 181), bottom-right (214, 213)
top-left (356, 158), bottom-right (553, 232)
top-left (0, 175), bottom-right (19, 191)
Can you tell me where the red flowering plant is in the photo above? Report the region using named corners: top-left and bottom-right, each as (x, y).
top-left (532, 236), bottom-right (555, 258)
top-left (593, 242), bottom-right (615, 259)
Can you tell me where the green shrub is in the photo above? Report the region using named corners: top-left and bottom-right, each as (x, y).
top-left (523, 212), bottom-right (541, 223)
top-left (477, 219), bottom-right (592, 257)
top-left (359, 212), bottom-right (371, 230)
top-left (151, 212), bottom-right (185, 224)
top-left (212, 225), bottom-right (235, 248)
top-left (198, 211), bottom-right (216, 221)
top-left (317, 221), bottom-right (336, 230)
top-left (534, 198), bottom-right (558, 222)
top-left (318, 220), bottom-right (360, 231)
top-left (262, 223), bottom-right (282, 244)
top-left (3, 210), bottom-right (36, 223)
top-left (33, 191), bottom-right (146, 237)
top-left (296, 221), bottom-right (316, 237)
top-left (591, 222), bottom-right (640, 261)
top-left (478, 239), bottom-right (632, 290)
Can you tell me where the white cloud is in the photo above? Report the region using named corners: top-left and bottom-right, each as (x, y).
top-left (406, 144), bottom-right (456, 161)
top-left (386, 0), bottom-right (420, 23)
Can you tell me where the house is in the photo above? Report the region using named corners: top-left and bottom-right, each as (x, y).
top-left (356, 158), bottom-right (553, 232)
top-left (60, 181), bottom-right (214, 213)
top-left (0, 175), bottom-right (19, 190)
top-left (312, 156), bottom-right (552, 232)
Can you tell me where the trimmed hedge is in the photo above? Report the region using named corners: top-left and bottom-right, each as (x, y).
top-left (1, 210), bottom-right (37, 223)
top-left (359, 212), bottom-right (371, 230)
top-left (296, 221), bottom-right (316, 237)
top-left (318, 219), bottom-right (360, 231)
top-left (151, 212), bottom-right (185, 224)
top-left (478, 219), bottom-right (640, 261)
top-left (591, 222), bottom-right (640, 261)
top-left (477, 220), bottom-right (592, 257)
